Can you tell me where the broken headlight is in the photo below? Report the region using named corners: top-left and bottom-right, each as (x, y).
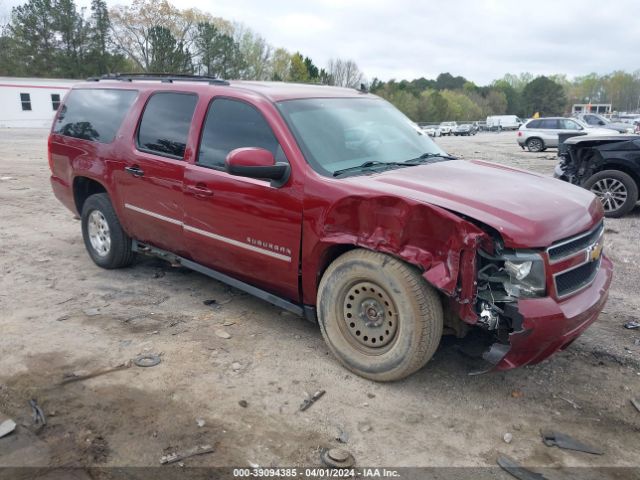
top-left (477, 251), bottom-right (546, 302)
top-left (502, 255), bottom-right (545, 297)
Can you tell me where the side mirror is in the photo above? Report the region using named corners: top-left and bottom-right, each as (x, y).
top-left (598, 120), bottom-right (606, 126)
top-left (225, 147), bottom-right (290, 187)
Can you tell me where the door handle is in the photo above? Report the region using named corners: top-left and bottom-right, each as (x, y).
top-left (186, 184), bottom-right (213, 197)
top-left (125, 165), bottom-right (144, 177)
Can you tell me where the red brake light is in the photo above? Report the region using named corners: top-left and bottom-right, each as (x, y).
top-left (517, 131), bottom-right (522, 137)
top-left (47, 135), bottom-right (54, 171)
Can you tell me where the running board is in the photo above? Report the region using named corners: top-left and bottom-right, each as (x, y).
top-left (132, 240), bottom-right (315, 321)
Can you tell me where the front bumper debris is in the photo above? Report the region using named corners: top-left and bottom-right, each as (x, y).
top-left (485, 254), bottom-right (612, 370)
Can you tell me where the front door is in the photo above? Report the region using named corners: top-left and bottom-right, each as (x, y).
top-left (183, 97), bottom-right (302, 301)
top-left (115, 92), bottom-right (198, 255)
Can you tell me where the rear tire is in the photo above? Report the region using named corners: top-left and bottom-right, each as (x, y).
top-left (584, 170), bottom-right (638, 218)
top-left (317, 249), bottom-right (443, 381)
top-left (526, 137), bottom-right (544, 152)
top-left (81, 193), bottom-right (135, 269)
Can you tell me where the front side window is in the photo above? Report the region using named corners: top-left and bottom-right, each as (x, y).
top-left (51, 93), bottom-right (61, 111)
top-left (20, 93), bottom-right (31, 111)
top-left (278, 98), bottom-right (447, 177)
top-left (198, 98), bottom-right (284, 169)
top-left (561, 119), bottom-right (581, 130)
top-left (137, 92), bottom-right (198, 159)
top-left (53, 89), bottom-right (138, 143)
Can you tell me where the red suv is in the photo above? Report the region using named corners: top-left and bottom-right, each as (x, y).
top-left (49, 74), bottom-right (612, 381)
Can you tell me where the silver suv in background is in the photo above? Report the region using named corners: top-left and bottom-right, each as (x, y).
top-left (517, 117), bottom-right (617, 152)
top-left (574, 113), bottom-right (636, 134)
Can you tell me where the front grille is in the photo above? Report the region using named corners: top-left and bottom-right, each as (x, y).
top-left (554, 258), bottom-right (601, 297)
top-left (548, 222), bottom-right (603, 261)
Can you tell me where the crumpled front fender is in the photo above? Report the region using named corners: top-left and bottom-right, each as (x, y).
top-left (302, 193), bottom-right (490, 323)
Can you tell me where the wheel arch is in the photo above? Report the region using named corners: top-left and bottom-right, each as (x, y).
top-left (302, 197), bottom-right (492, 323)
top-left (315, 243), bottom-right (359, 292)
top-left (73, 176), bottom-right (108, 215)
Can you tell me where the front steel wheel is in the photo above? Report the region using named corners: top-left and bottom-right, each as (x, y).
top-left (584, 170), bottom-right (638, 218)
top-left (340, 281), bottom-right (399, 353)
top-left (317, 249), bottom-right (443, 381)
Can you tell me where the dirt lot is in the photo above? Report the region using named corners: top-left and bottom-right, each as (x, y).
top-left (1, 128), bottom-right (639, 478)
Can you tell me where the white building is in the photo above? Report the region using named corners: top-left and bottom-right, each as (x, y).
top-left (0, 77), bottom-right (79, 128)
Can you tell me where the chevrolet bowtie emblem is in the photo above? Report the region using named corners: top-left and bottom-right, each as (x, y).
top-left (588, 241), bottom-right (603, 262)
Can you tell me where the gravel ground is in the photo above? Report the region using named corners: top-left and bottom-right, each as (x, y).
top-left (0, 128), bottom-right (639, 478)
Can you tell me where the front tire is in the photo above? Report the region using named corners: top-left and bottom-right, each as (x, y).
top-left (584, 170), bottom-right (638, 218)
top-left (317, 249), bottom-right (443, 381)
top-left (81, 193), bottom-right (135, 269)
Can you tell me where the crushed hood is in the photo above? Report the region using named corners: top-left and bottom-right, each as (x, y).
top-left (351, 160), bottom-right (602, 248)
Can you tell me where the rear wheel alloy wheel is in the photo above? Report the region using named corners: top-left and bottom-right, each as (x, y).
top-left (87, 210), bottom-right (111, 257)
top-left (317, 249), bottom-right (443, 381)
top-left (81, 193), bottom-right (135, 269)
top-left (584, 170), bottom-right (638, 217)
top-left (526, 138), bottom-right (544, 152)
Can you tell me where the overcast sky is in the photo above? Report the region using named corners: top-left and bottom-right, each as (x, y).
top-left (2, 0), bottom-right (639, 84)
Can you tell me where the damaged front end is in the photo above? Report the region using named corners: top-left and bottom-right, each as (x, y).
top-left (555, 142), bottom-right (600, 185)
top-left (470, 223), bottom-right (612, 372)
top-left (472, 245), bottom-right (547, 370)
top-left (307, 181), bottom-right (612, 373)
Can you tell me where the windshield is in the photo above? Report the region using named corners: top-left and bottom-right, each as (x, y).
top-left (277, 97), bottom-right (448, 177)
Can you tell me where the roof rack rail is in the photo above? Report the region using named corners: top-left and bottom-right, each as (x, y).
top-left (86, 73), bottom-right (230, 86)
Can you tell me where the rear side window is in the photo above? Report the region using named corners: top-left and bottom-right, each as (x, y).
top-left (527, 120), bottom-right (541, 128)
top-left (54, 89), bottom-right (137, 142)
top-left (540, 119), bottom-right (558, 129)
top-left (137, 93), bottom-right (197, 159)
top-left (198, 98), bottom-right (283, 169)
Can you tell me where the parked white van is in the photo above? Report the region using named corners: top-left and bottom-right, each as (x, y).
top-left (486, 115), bottom-right (523, 131)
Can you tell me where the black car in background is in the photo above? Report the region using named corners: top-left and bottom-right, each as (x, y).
top-left (555, 135), bottom-right (640, 217)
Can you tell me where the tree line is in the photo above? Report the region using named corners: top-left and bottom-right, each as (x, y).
top-left (0, 0), bottom-right (365, 87)
top-left (1, 0), bottom-right (638, 121)
top-left (371, 71), bottom-right (640, 122)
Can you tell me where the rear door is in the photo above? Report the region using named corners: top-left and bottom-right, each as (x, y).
top-left (539, 119), bottom-right (560, 146)
top-left (182, 97), bottom-right (303, 300)
top-left (114, 92), bottom-right (198, 255)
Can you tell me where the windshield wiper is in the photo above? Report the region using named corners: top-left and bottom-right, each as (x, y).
top-left (332, 153), bottom-right (457, 177)
top-left (332, 161), bottom-right (410, 177)
top-left (404, 152), bottom-right (458, 164)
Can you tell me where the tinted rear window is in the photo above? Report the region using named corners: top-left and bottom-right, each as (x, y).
top-left (137, 92), bottom-right (198, 159)
top-left (53, 89), bottom-right (137, 143)
top-left (540, 119), bottom-right (558, 129)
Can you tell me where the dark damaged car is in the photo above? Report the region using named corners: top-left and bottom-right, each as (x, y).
top-left (555, 135), bottom-right (640, 217)
top-left (48, 76), bottom-right (613, 381)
